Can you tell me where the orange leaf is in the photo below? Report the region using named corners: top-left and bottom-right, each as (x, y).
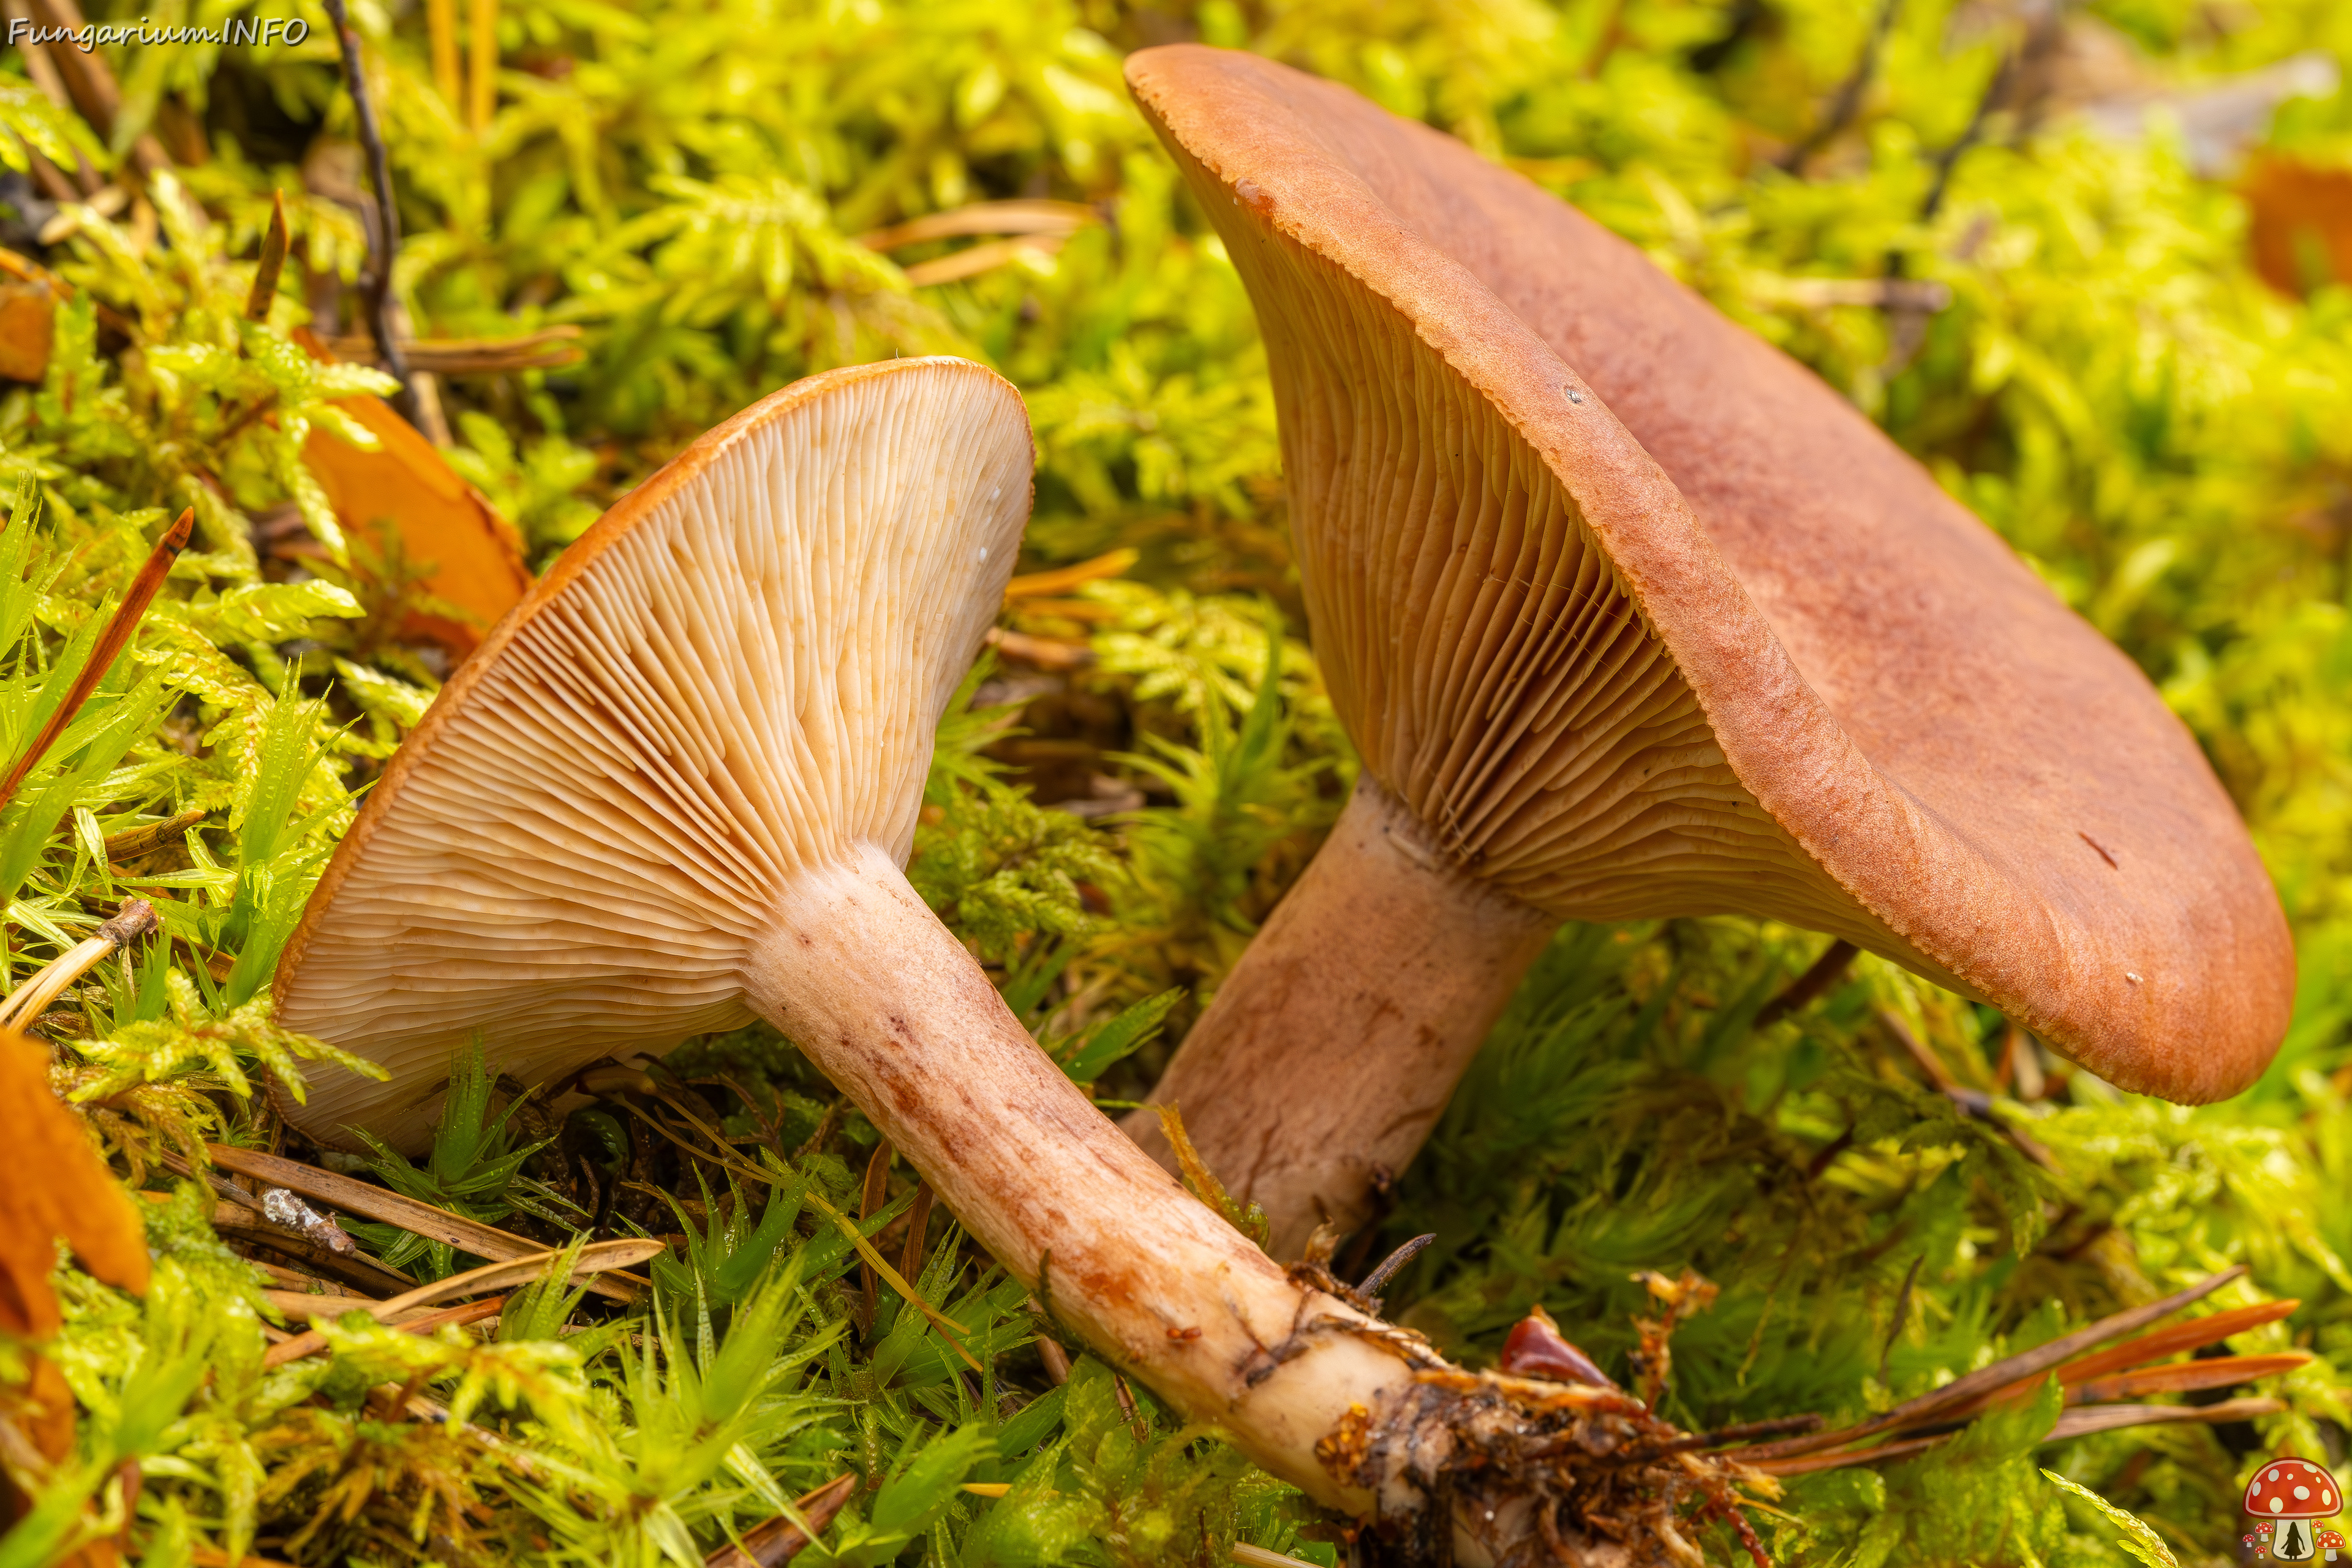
top-left (0, 282), bottom-right (55, 384)
top-left (0, 1027), bottom-right (148, 1337)
top-left (0, 1024), bottom-right (146, 1505)
top-left (291, 331), bottom-right (532, 657)
top-left (2243, 154), bottom-right (2352, 298)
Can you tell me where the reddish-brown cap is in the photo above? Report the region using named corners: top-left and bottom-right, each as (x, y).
top-left (1126, 45), bottom-right (2292, 1101)
top-left (273, 358), bottom-right (1035, 1151)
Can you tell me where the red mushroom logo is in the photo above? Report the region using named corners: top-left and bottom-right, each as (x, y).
top-left (2319, 1528), bottom-right (2345, 1561)
top-left (2246, 1458), bottom-right (2343, 1561)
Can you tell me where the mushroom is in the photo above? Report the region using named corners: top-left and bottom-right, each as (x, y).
top-left (2247, 1458), bottom-right (2342, 1561)
top-left (1120, 46), bottom-right (2294, 1253)
top-left (268, 357), bottom-right (1437, 1520)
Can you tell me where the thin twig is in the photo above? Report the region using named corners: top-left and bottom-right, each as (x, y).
top-left (0, 508), bottom-right (191, 817)
top-left (100, 805), bottom-right (208, 862)
top-left (0, 898), bottom-right (155, 1030)
top-left (320, 324), bottom-right (583, 374)
top-left (467, 0), bottom-right (498, 134)
top-left (1913, 3), bottom-right (2067, 228)
top-left (244, 191), bottom-right (289, 325)
top-left (858, 1139), bottom-right (891, 1335)
top-left (262, 1239), bottom-right (660, 1367)
top-left (1777, 0), bottom-right (1901, 173)
top-left (319, 0), bottom-right (418, 421)
top-left (207, 1142), bottom-right (645, 1302)
top-left (1754, 938), bottom-right (1857, 1028)
top-left (1741, 1265), bottom-right (2250, 1465)
top-left (703, 1473), bottom-right (858, 1568)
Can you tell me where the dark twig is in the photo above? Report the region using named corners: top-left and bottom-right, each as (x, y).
top-left (704, 1473), bottom-right (858, 1568)
top-left (244, 190), bottom-right (289, 325)
top-left (1618, 1413), bottom-right (1824, 1461)
top-left (1778, 0), bottom-right (1901, 173)
top-left (1355, 1232), bottom-right (1436, 1307)
top-left (0, 508), bottom-right (190, 816)
top-left (1754, 938), bottom-right (1856, 1028)
top-left (1879, 1009), bottom-right (2062, 1170)
top-left (1880, 1253), bottom-right (1923, 1381)
top-left (1913, 4), bottom-right (2067, 228)
top-left (1918, 51), bottom-right (2017, 225)
top-left (1112, 1372), bottom-right (1148, 1441)
top-left (1741, 1264), bottom-right (2249, 1464)
top-left (318, 0), bottom-right (418, 422)
top-left (857, 1139), bottom-right (891, 1336)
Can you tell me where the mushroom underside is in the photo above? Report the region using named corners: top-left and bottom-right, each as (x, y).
top-left (1227, 164), bottom-right (1962, 986)
top-left (274, 359), bottom-right (1033, 1152)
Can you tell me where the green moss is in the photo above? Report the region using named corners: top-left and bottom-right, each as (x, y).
top-left (4, 0), bottom-right (2352, 1560)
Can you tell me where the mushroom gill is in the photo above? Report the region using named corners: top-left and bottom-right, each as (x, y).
top-left (1273, 263), bottom-right (1948, 957)
top-left (277, 360), bottom-right (1029, 1150)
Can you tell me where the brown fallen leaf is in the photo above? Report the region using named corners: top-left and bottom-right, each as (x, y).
top-left (0, 1025), bottom-right (149, 1536)
top-left (2242, 153), bottom-right (2352, 296)
top-left (290, 330), bottom-right (532, 657)
top-left (0, 282), bottom-right (56, 383)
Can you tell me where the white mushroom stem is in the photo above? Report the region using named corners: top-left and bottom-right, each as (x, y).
top-left (745, 841), bottom-right (1423, 1509)
top-left (1124, 778), bottom-right (1553, 1256)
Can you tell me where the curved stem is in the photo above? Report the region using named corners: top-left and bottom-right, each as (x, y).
top-left (1126, 776), bottom-right (1555, 1256)
top-left (742, 843), bottom-right (1419, 1510)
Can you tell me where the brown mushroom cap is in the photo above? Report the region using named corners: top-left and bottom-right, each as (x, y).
top-left (273, 358), bottom-right (1035, 1150)
top-left (1128, 45), bottom-right (2291, 1101)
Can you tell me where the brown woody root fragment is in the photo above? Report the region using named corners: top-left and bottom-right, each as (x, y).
top-left (206, 1143), bottom-right (643, 1303)
top-left (0, 510), bottom-right (192, 815)
top-left (704, 1473), bottom-right (858, 1567)
top-left (0, 900), bottom-right (157, 1033)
